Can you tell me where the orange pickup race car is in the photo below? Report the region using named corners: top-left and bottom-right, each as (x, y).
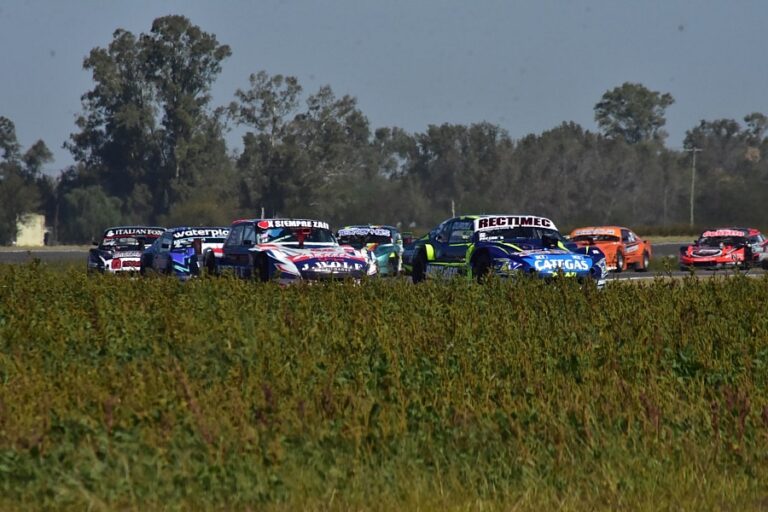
top-left (569, 226), bottom-right (652, 272)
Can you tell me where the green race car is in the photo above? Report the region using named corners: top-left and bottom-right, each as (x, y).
top-left (337, 225), bottom-right (404, 276)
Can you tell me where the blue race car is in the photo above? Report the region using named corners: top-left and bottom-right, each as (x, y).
top-left (410, 214), bottom-right (606, 286)
top-left (140, 227), bottom-right (230, 278)
top-left (336, 225), bottom-right (404, 276)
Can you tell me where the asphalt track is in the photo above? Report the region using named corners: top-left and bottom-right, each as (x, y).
top-left (0, 245), bottom-right (765, 282)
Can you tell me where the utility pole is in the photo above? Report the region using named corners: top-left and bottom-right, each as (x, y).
top-left (685, 147), bottom-right (702, 227)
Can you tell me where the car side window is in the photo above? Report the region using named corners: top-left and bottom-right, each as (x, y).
top-left (432, 221), bottom-right (450, 242)
top-left (160, 233), bottom-right (172, 252)
top-left (449, 220), bottom-right (474, 243)
top-left (226, 225), bottom-right (244, 247)
top-left (621, 229), bottom-right (631, 243)
top-left (242, 225), bottom-right (256, 245)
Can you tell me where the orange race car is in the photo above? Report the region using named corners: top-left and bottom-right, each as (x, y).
top-left (569, 226), bottom-right (652, 272)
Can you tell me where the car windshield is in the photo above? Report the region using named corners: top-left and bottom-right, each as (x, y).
top-left (572, 234), bottom-right (620, 243)
top-left (698, 236), bottom-right (746, 247)
top-left (476, 227), bottom-right (565, 243)
top-left (258, 227), bottom-right (337, 246)
top-left (337, 233), bottom-right (392, 248)
top-left (100, 236), bottom-right (149, 251)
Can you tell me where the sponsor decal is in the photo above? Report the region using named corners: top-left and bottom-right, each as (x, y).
top-left (105, 228), bottom-right (164, 237)
top-left (625, 244), bottom-right (639, 253)
top-left (173, 228), bottom-right (230, 239)
top-left (300, 261), bottom-right (364, 272)
top-left (256, 219), bottom-right (330, 230)
top-left (475, 216), bottom-right (556, 231)
top-left (572, 227), bottom-right (618, 236)
top-left (702, 229), bottom-right (746, 238)
top-left (533, 259), bottom-right (590, 272)
top-left (338, 227), bottom-right (392, 237)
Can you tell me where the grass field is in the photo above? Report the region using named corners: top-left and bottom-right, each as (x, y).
top-left (1, 263), bottom-right (768, 510)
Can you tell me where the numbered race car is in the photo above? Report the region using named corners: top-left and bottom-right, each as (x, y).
top-left (140, 227), bottom-right (230, 278)
top-left (569, 226), bottom-right (652, 272)
top-left (336, 225), bottom-right (404, 276)
top-left (88, 226), bottom-right (165, 274)
top-left (410, 214), bottom-right (607, 286)
top-left (216, 218), bottom-right (376, 283)
top-left (679, 227), bottom-right (768, 270)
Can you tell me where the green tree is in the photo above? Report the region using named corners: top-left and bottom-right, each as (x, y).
top-left (594, 82), bottom-right (674, 144)
top-left (67, 16), bottom-right (232, 223)
top-left (0, 117), bottom-right (51, 244)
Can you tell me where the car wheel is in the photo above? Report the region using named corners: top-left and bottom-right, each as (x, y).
top-left (472, 251), bottom-right (492, 283)
top-left (389, 255), bottom-right (401, 276)
top-left (205, 253), bottom-right (218, 277)
top-left (256, 254), bottom-right (270, 282)
top-left (165, 258), bottom-right (173, 276)
top-left (615, 252), bottom-right (625, 273)
top-left (412, 251), bottom-right (427, 283)
top-left (636, 251), bottom-right (650, 272)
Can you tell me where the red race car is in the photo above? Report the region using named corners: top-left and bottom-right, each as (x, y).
top-left (679, 227), bottom-right (768, 270)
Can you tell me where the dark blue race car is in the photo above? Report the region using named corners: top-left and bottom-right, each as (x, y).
top-left (410, 214), bottom-right (607, 286)
top-left (140, 227), bottom-right (230, 278)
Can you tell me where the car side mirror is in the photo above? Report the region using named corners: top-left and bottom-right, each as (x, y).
top-left (242, 239), bottom-right (252, 247)
top-left (435, 234), bottom-right (445, 243)
top-left (161, 243), bottom-right (170, 250)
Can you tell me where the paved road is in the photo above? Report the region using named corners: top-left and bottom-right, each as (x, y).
top-left (0, 249), bottom-right (88, 264)
top-left (0, 247), bottom-right (765, 282)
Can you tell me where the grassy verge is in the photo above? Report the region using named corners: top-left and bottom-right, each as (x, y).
top-left (1, 263), bottom-right (768, 510)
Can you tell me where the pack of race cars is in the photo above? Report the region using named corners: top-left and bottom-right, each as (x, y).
top-left (87, 215), bottom-right (768, 283)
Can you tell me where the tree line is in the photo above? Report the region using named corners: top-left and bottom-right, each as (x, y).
top-left (1, 15), bottom-right (767, 244)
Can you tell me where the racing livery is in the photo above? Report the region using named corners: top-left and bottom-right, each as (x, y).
top-left (679, 227), bottom-right (768, 270)
top-left (569, 226), bottom-right (652, 272)
top-left (216, 218), bottom-right (376, 283)
top-left (410, 215), bottom-right (607, 286)
top-left (336, 225), bottom-right (404, 276)
top-left (88, 226), bottom-right (165, 274)
top-left (140, 227), bottom-right (230, 278)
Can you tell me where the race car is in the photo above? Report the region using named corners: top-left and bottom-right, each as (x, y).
top-left (336, 225), bottom-right (404, 276)
top-left (410, 214), bottom-right (607, 286)
top-left (569, 226), bottom-right (652, 272)
top-left (679, 227), bottom-right (768, 270)
top-left (140, 226), bottom-right (230, 278)
top-left (87, 226), bottom-right (165, 274)
top-left (215, 218), bottom-right (376, 283)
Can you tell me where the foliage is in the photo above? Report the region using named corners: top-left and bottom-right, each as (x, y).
top-left (1, 266), bottom-right (768, 509)
top-left (594, 82), bottom-right (675, 144)
top-left (0, 117), bottom-right (50, 244)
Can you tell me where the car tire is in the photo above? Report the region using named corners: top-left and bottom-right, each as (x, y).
top-left (165, 258), bottom-right (173, 276)
top-left (615, 252), bottom-right (625, 273)
top-left (636, 251), bottom-right (650, 272)
top-left (389, 255), bottom-right (401, 276)
top-left (256, 254), bottom-right (270, 282)
top-left (205, 252), bottom-right (218, 277)
top-left (412, 251), bottom-right (427, 283)
top-left (472, 251), bottom-right (492, 283)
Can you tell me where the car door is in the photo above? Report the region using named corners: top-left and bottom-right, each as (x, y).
top-left (153, 232), bottom-right (173, 273)
top-left (621, 228), bottom-right (640, 263)
top-left (220, 224), bottom-right (246, 274)
top-left (443, 219), bottom-right (474, 263)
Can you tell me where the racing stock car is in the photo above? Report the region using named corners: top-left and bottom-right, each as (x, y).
top-left (679, 227), bottom-right (768, 270)
top-left (336, 225), bottom-right (404, 276)
top-left (216, 218), bottom-right (376, 283)
top-left (140, 227), bottom-right (230, 278)
top-left (410, 214), bottom-right (607, 286)
top-left (569, 226), bottom-right (652, 272)
top-left (88, 226), bottom-right (165, 274)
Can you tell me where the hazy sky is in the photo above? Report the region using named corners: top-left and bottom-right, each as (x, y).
top-left (2, 0), bottom-right (767, 173)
